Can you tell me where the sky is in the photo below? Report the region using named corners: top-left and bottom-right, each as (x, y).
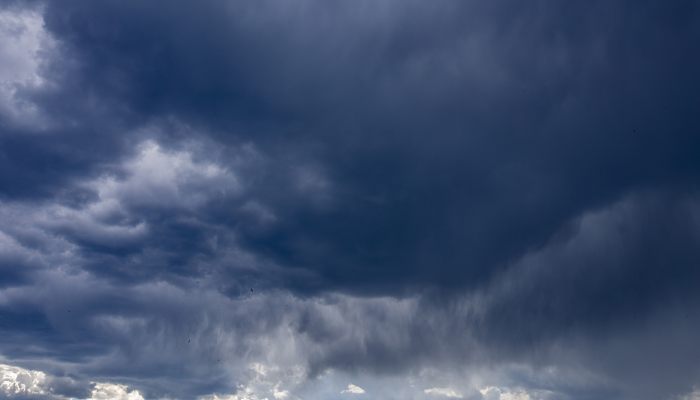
top-left (0, 1), bottom-right (699, 399)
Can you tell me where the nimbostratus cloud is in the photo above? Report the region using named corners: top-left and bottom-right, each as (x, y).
top-left (1, 1), bottom-right (700, 399)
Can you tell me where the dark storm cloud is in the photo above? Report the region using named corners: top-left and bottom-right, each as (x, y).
top-left (1, 0), bottom-right (700, 399)
top-left (475, 192), bottom-right (700, 345)
top-left (2, 0), bottom-right (698, 292)
top-left (464, 191), bottom-right (700, 399)
top-left (33, 0), bottom-right (700, 294)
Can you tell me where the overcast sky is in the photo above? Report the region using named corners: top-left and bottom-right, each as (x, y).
top-left (1, 1), bottom-right (700, 399)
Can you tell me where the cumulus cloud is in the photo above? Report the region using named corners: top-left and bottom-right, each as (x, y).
top-left (89, 383), bottom-right (144, 400)
top-left (341, 384), bottom-right (365, 395)
top-left (0, 363), bottom-right (48, 398)
top-left (0, 363), bottom-right (144, 400)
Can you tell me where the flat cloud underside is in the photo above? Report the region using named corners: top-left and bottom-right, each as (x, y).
top-left (0, 1), bottom-right (699, 399)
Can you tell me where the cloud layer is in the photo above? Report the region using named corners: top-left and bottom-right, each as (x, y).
top-left (0, 0), bottom-right (699, 399)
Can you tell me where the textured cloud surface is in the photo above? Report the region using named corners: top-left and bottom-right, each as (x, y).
top-left (0, 1), bottom-right (699, 399)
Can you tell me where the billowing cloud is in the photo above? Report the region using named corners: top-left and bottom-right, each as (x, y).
top-left (89, 383), bottom-right (144, 400)
top-left (0, 363), bottom-right (145, 400)
top-left (0, 363), bottom-right (48, 398)
top-left (341, 384), bottom-right (366, 395)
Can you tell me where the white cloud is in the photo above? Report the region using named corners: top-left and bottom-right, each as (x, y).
top-left (94, 140), bottom-right (241, 210)
top-left (273, 386), bottom-right (290, 399)
top-left (341, 383), bottom-right (366, 395)
top-left (90, 382), bottom-right (144, 400)
top-left (0, 363), bottom-right (149, 400)
top-left (480, 386), bottom-right (531, 400)
top-left (424, 387), bottom-right (462, 398)
top-left (199, 362), bottom-right (303, 400)
top-left (198, 395), bottom-right (239, 400)
top-left (0, 363), bottom-right (49, 397)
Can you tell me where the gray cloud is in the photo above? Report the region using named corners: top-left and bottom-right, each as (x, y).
top-left (0, 0), bottom-right (699, 399)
